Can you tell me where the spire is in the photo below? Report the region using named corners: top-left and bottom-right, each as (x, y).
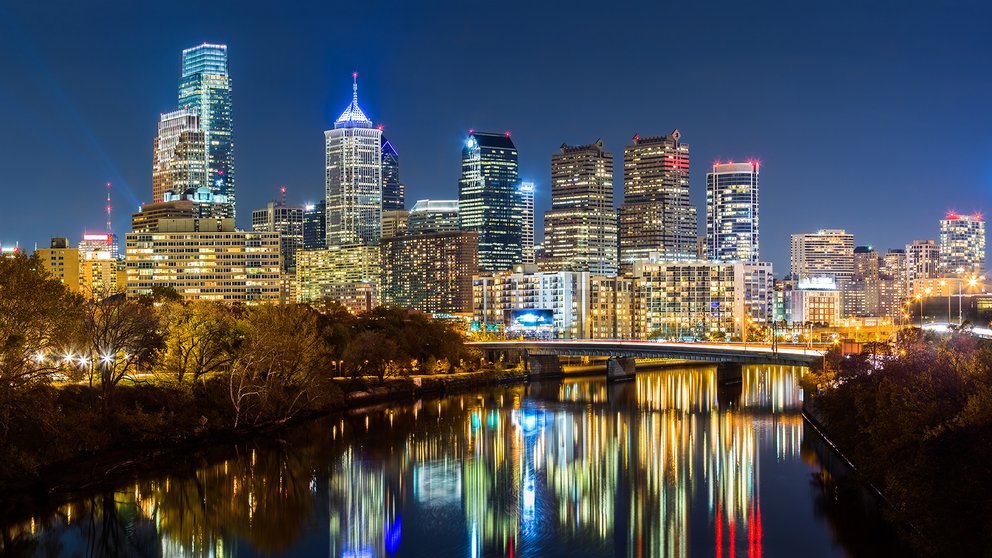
top-left (105, 182), bottom-right (112, 234)
top-left (334, 72), bottom-right (373, 129)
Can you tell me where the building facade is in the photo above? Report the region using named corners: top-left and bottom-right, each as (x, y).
top-left (125, 219), bottom-right (280, 302)
top-left (939, 212), bottom-right (985, 276)
top-left (295, 246), bottom-right (381, 314)
top-left (618, 131), bottom-right (696, 265)
top-left (303, 201), bottom-right (327, 250)
top-left (408, 200), bottom-right (460, 234)
top-left (543, 140), bottom-right (617, 275)
top-left (459, 131), bottom-right (521, 272)
top-left (520, 181), bottom-right (535, 264)
top-left (381, 230), bottom-right (478, 314)
top-left (152, 109), bottom-right (207, 204)
top-left (790, 229), bottom-right (855, 283)
top-left (381, 136), bottom-right (404, 211)
top-left (906, 239), bottom-right (939, 294)
top-left (706, 161), bottom-right (760, 263)
top-left (325, 75), bottom-right (383, 248)
top-left (178, 44), bottom-right (235, 214)
top-left (252, 196), bottom-right (304, 273)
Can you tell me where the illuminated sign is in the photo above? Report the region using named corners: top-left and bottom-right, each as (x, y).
top-left (508, 309), bottom-right (554, 329)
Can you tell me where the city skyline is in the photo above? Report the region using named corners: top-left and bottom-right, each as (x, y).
top-left (2, 2), bottom-right (991, 272)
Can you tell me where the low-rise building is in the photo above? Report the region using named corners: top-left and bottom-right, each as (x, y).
top-left (295, 245), bottom-right (380, 314)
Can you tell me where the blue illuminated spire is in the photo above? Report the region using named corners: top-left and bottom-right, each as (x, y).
top-left (334, 72), bottom-right (373, 128)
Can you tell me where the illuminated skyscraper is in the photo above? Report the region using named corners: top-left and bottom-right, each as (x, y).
top-left (790, 229), bottom-right (854, 282)
top-left (381, 136), bottom-right (404, 211)
top-left (252, 189), bottom-right (304, 273)
top-left (408, 199), bottom-right (460, 234)
top-left (325, 74), bottom-right (383, 247)
top-left (618, 130), bottom-right (696, 265)
top-left (178, 44), bottom-right (235, 214)
top-left (459, 131), bottom-right (521, 272)
top-left (905, 239), bottom-right (939, 291)
top-left (303, 200), bottom-right (326, 250)
top-left (152, 109), bottom-right (207, 203)
top-left (939, 212), bottom-right (985, 275)
top-left (543, 140), bottom-right (617, 275)
top-left (706, 161), bottom-right (759, 263)
top-left (520, 181), bottom-right (535, 264)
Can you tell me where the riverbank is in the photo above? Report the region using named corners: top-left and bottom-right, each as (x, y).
top-left (0, 368), bottom-right (527, 514)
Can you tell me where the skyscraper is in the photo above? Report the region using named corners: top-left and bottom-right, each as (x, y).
top-left (381, 136), bottom-right (405, 211)
top-left (906, 239), bottom-right (939, 291)
top-left (543, 140), bottom-right (617, 275)
top-left (303, 201), bottom-right (326, 250)
top-left (408, 199), bottom-right (460, 235)
top-left (178, 44), bottom-right (234, 214)
top-left (251, 189), bottom-right (304, 273)
top-left (152, 109), bottom-right (207, 203)
top-left (520, 181), bottom-right (535, 264)
top-left (790, 229), bottom-right (855, 282)
top-left (618, 130), bottom-right (696, 265)
top-left (458, 131), bottom-right (521, 272)
top-left (939, 212), bottom-right (985, 275)
top-left (706, 161), bottom-right (760, 263)
top-left (325, 74), bottom-right (383, 247)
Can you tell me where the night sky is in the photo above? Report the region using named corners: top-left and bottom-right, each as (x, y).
top-left (1, 1), bottom-right (990, 271)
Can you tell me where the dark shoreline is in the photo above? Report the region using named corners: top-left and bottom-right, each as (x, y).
top-left (0, 370), bottom-right (528, 525)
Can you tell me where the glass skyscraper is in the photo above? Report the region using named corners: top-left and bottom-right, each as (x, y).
top-left (325, 74), bottom-right (383, 247)
top-left (458, 131), bottom-right (521, 272)
top-left (706, 161), bottom-right (760, 263)
top-left (303, 200), bottom-right (327, 250)
top-left (381, 136), bottom-right (404, 211)
top-left (179, 44), bottom-right (235, 215)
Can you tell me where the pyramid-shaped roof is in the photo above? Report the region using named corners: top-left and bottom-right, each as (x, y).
top-left (334, 73), bottom-right (373, 128)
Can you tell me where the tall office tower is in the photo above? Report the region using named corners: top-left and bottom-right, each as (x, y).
top-left (408, 200), bottom-right (460, 234)
top-left (458, 131), bottom-right (521, 272)
top-left (252, 191), bottom-right (304, 273)
top-left (543, 140), bottom-right (617, 275)
top-left (790, 229), bottom-right (855, 282)
top-left (152, 109), bottom-right (208, 203)
top-left (939, 212), bottom-right (985, 275)
top-left (618, 130), bottom-right (696, 265)
top-left (178, 44), bottom-right (235, 213)
top-left (303, 200), bottom-right (326, 250)
top-left (905, 239), bottom-right (939, 292)
top-left (845, 245), bottom-right (881, 317)
top-left (381, 136), bottom-right (404, 211)
top-left (519, 181), bottom-right (535, 264)
top-left (325, 74), bottom-right (383, 247)
top-left (879, 248), bottom-right (908, 318)
top-left (706, 161), bottom-right (760, 263)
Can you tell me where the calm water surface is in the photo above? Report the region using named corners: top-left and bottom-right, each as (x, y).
top-left (2, 365), bottom-right (902, 557)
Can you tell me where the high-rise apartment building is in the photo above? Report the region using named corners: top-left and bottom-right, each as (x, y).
top-left (618, 130), bottom-right (696, 265)
top-left (939, 212), bottom-right (985, 276)
top-left (408, 200), bottom-right (460, 235)
top-left (152, 109), bottom-right (208, 204)
top-left (125, 219), bottom-right (280, 302)
top-left (706, 161), bottom-right (760, 263)
top-left (520, 181), bottom-right (535, 264)
top-left (790, 229), bottom-right (855, 282)
top-left (381, 230), bottom-right (478, 314)
top-left (906, 239), bottom-right (939, 293)
top-left (178, 44), bottom-right (235, 214)
top-left (295, 246), bottom-right (380, 314)
top-left (458, 131), bottom-right (521, 272)
top-left (543, 140), bottom-right (617, 275)
top-left (252, 193), bottom-right (304, 273)
top-left (381, 136), bottom-right (404, 211)
top-left (325, 75), bottom-right (383, 247)
top-left (303, 201), bottom-right (326, 250)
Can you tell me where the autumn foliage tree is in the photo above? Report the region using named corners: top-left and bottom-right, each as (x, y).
top-left (156, 301), bottom-right (240, 386)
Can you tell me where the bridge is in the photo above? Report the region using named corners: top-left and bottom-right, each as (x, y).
top-left (469, 340), bottom-right (825, 382)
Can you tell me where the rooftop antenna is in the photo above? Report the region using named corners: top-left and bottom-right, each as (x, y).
top-left (105, 182), bottom-right (113, 234)
top-left (280, 185), bottom-right (287, 206)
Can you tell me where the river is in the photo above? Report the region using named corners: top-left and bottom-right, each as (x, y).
top-left (0, 365), bottom-right (907, 557)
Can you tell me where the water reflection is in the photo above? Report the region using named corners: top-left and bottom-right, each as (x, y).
top-left (3, 365), bottom-right (870, 557)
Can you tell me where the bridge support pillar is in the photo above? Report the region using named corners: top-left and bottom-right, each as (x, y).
top-left (528, 354), bottom-right (563, 379)
top-left (716, 362), bottom-right (743, 385)
top-left (607, 357), bottom-right (636, 382)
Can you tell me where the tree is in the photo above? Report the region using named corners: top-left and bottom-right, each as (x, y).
top-left (343, 331), bottom-right (399, 384)
top-left (227, 304), bottom-right (331, 428)
top-left (82, 294), bottom-right (161, 400)
top-left (156, 301), bottom-right (239, 385)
